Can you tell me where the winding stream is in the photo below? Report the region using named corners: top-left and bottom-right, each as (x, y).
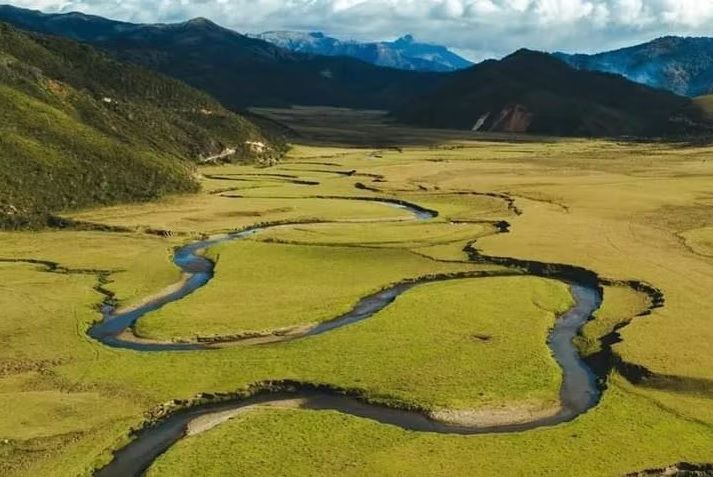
top-left (90, 196), bottom-right (604, 477)
top-left (88, 199), bottom-right (435, 351)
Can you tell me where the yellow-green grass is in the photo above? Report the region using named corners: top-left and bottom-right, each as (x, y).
top-left (0, 387), bottom-right (138, 441)
top-left (341, 135), bottom-right (713, 426)
top-left (134, 241), bottom-right (493, 341)
top-left (0, 420), bottom-right (137, 477)
top-left (200, 176), bottom-right (296, 194)
top-left (0, 262), bottom-right (143, 476)
top-left (255, 221), bottom-right (492, 249)
top-left (66, 196), bottom-right (413, 235)
top-left (475, 196), bottom-right (713, 384)
top-left (306, 138), bottom-right (713, 425)
top-left (413, 241), bottom-right (473, 262)
top-left (199, 165), bottom-right (352, 196)
top-left (576, 284), bottom-right (651, 357)
top-left (4, 112), bottom-right (713, 476)
top-left (0, 260), bottom-right (582, 476)
top-left (201, 159), bottom-right (378, 196)
top-left (256, 276), bottom-right (574, 410)
top-left (102, 276), bottom-right (571, 411)
top-left (680, 226), bottom-right (713, 258)
top-left (145, 378), bottom-right (712, 477)
top-left (396, 193), bottom-right (514, 221)
top-left (0, 231), bottom-right (180, 308)
top-left (269, 123), bottom-right (713, 426)
top-left (212, 178), bottom-right (376, 200)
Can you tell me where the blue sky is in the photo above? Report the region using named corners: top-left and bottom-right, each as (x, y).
top-left (6, 0), bottom-right (713, 60)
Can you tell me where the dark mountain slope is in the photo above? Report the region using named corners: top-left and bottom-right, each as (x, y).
top-left (392, 49), bottom-right (704, 137)
top-left (693, 94), bottom-right (713, 121)
top-left (0, 5), bottom-right (444, 110)
top-left (0, 21), bottom-right (282, 228)
top-left (555, 36), bottom-right (713, 97)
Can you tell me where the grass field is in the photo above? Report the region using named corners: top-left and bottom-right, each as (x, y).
top-left (576, 283), bottom-right (651, 357)
top-left (0, 231), bottom-right (182, 308)
top-left (135, 241), bottom-right (500, 341)
top-left (145, 381), bottom-right (712, 477)
top-left (2, 107), bottom-right (713, 476)
top-left (680, 226), bottom-right (713, 258)
top-left (67, 196), bottom-right (414, 235)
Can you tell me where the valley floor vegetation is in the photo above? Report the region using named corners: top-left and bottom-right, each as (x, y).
top-left (1, 108), bottom-right (712, 476)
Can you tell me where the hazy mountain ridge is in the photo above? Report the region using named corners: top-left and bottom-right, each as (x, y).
top-left (0, 5), bottom-right (445, 110)
top-left (555, 36), bottom-right (713, 97)
top-left (254, 31), bottom-right (472, 72)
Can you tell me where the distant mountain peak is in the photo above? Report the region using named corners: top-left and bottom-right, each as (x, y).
top-left (183, 17), bottom-right (221, 29)
top-left (254, 30), bottom-right (472, 72)
top-left (186, 17), bottom-right (213, 25)
top-left (507, 48), bottom-right (545, 58)
top-left (396, 34), bottom-right (415, 44)
top-left (63, 12), bottom-right (91, 20)
top-left (501, 49), bottom-right (565, 69)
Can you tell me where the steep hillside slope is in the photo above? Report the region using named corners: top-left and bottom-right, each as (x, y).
top-left (254, 31), bottom-right (472, 72)
top-left (555, 36), bottom-right (713, 97)
top-left (0, 5), bottom-right (444, 110)
top-left (392, 49), bottom-right (703, 137)
top-left (0, 21), bottom-right (282, 228)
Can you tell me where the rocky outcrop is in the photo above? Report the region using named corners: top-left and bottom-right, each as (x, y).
top-left (489, 104), bottom-right (534, 133)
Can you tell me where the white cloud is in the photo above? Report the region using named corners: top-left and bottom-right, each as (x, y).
top-left (658, 0), bottom-right (713, 27)
top-left (6, 0), bottom-right (713, 60)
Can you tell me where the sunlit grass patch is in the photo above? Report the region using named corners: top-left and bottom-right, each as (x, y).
top-left (680, 226), bottom-right (713, 258)
top-left (0, 231), bottom-right (180, 308)
top-left (135, 241), bottom-right (483, 340)
top-left (67, 196), bottom-right (413, 235)
top-left (256, 221), bottom-right (491, 249)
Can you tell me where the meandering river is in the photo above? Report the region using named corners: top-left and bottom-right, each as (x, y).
top-left (90, 197), bottom-right (603, 477)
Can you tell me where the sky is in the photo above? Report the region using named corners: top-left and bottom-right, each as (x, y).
top-left (6, 0), bottom-right (713, 61)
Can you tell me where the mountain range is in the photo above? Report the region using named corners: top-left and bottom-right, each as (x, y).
top-left (253, 31), bottom-right (472, 72)
top-left (392, 49), bottom-right (705, 137)
top-left (555, 36), bottom-right (713, 97)
top-left (0, 5), bottom-right (444, 110)
top-left (3, 4), bottom-right (713, 109)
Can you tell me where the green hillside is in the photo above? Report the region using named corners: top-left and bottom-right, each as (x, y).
top-left (0, 22), bottom-right (284, 228)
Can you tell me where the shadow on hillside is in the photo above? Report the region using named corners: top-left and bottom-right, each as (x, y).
top-left (627, 369), bottom-right (713, 398)
top-left (249, 106), bottom-right (562, 148)
top-left (251, 106), bottom-right (713, 149)
top-left (612, 135), bottom-right (713, 148)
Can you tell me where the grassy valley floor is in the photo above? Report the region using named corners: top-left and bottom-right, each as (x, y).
top-left (1, 108), bottom-right (712, 476)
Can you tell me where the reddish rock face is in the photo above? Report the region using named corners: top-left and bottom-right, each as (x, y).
top-left (489, 104), bottom-right (534, 133)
